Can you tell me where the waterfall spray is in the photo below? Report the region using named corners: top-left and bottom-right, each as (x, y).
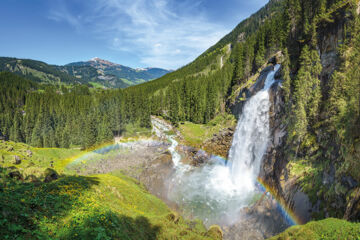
top-left (160, 65), bottom-right (281, 225)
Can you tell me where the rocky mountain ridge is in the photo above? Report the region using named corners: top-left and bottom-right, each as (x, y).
top-left (0, 57), bottom-right (170, 88)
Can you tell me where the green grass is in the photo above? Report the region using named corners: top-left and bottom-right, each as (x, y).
top-left (177, 113), bottom-right (236, 148)
top-left (121, 123), bottom-right (152, 138)
top-left (0, 141), bottom-right (218, 239)
top-left (269, 218), bottom-right (360, 240)
top-left (89, 81), bottom-right (106, 89)
top-left (0, 140), bottom-right (81, 174)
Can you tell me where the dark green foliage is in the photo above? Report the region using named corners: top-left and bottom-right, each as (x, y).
top-left (288, 45), bottom-right (322, 144)
top-left (0, 57), bottom-right (79, 84)
top-left (0, 167), bottom-right (99, 239)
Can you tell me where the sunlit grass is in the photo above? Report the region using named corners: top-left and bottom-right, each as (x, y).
top-left (269, 218), bottom-right (360, 240)
top-left (177, 113), bottom-right (236, 148)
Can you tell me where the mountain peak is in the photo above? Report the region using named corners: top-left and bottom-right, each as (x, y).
top-left (89, 57), bottom-right (118, 66)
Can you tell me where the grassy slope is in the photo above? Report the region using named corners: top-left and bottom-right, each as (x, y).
top-left (269, 218), bottom-right (360, 240)
top-left (177, 114), bottom-right (236, 149)
top-left (0, 141), bottom-right (218, 239)
top-left (0, 140), bottom-right (81, 174)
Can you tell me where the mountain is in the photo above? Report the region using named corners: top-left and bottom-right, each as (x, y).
top-left (65, 58), bottom-right (171, 88)
top-left (0, 57), bottom-right (171, 88)
top-left (1, 0), bottom-right (360, 238)
top-left (0, 57), bottom-right (81, 85)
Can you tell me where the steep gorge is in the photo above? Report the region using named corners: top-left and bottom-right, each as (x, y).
top-left (206, 0), bottom-right (360, 226)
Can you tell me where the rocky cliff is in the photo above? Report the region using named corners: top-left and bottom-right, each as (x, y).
top-left (244, 5), bottom-right (359, 225)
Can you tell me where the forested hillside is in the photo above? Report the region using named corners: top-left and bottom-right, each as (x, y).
top-left (0, 57), bottom-right (170, 89)
top-left (0, 0), bottom-right (286, 148)
top-left (1, 0), bottom-right (359, 193)
top-left (66, 58), bottom-right (170, 87)
top-left (1, 0), bottom-right (360, 237)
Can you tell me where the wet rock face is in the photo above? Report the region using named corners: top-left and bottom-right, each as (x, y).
top-left (223, 196), bottom-right (289, 240)
top-left (202, 127), bottom-right (235, 158)
top-left (317, 9), bottom-right (347, 96)
top-left (177, 146), bottom-right (211, 166)
top-left (230, 65), bottom-right (275, 118)
top-left (259, 81), bottom-right (314, 224)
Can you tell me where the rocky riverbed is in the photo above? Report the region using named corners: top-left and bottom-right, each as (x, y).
top-left (65, 116), bottom-right (292, 240)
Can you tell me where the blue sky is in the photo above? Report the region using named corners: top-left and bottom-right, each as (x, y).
top-left (0, 0), bottom-right (268, 69)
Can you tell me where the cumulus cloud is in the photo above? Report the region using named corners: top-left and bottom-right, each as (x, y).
top-left (48, 0), bottom-right (230, 69)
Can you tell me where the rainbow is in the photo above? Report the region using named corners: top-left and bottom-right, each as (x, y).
top-left (64, 141), bottom-right (304, 226)
top-left (257, 177), bottom-right (303, 226)
top-left (65, 139), bottom-right (149, 167)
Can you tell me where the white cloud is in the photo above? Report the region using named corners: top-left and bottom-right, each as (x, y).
top-left (48, 1), bottom-right (82, 30)
top-left (49, 0), bottom-right (230, 69)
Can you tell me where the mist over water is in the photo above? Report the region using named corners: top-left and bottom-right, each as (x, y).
top-left (154, 65), bottom-right (281, 226)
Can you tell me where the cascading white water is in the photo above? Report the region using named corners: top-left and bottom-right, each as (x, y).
top-left (156, 65), bottom-right (280, 226)
top-left (152, 117), bottom-right (184, 168)
top-left (229, 64), bottom-right (280, 189)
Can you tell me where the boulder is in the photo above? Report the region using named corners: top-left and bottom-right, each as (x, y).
top-left (25, 174), bottom-right (39, 183)
top-left (166, 212), bottom-right (179, 224)
top-left (26, 150), bottom-right (32, 157)
top-left (8, 167), bottom-right (23, 180)
top-left (206, 225), bottom-right (223, 240)
top-left (44, 168), bottom-right (59, 183)
top-left (202, 127), bottom-right (235, 158)
top-left (12, 155), bottom-right (21, 165)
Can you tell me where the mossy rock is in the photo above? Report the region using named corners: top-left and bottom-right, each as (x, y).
top-left (166, 212), bottom-right (180, 224)
top-left (8, 169), bottom-right (23, 181)
top-left (25, 174), bottom-right (40, 183)
top-left (205, 225), bottom-right (223, 239)
top-left (44, 168), bottom-right (59, 183)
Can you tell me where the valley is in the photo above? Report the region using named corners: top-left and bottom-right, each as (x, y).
top-left (0, 57), bottom-right (170, 89)
top-left (1, 0), bottom-right (360, 239)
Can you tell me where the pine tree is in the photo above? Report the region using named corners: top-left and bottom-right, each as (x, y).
top-left (83, 113), bottom-right (97, 149)
top-left (97, 116), bottom-right (113, 144)
top-left (282, 48), bottom-right (292, 105)
top-left (31, 118), bottom-right (43, 147)
top-left (9, 112), bottom-right (23, 142)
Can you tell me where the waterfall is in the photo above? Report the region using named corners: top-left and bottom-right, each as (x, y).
top-left (162, 65), bottom-right (281, 225)
top-left (228, 64), bottom-right (280, 189)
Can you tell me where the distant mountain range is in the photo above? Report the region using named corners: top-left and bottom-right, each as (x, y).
top-left (0, 57), bottom-right (171, 88)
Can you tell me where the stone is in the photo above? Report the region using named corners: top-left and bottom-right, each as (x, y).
top-left (206, 225), bottom-right (223, 240)
top-left (8, 169), bottom-right (23, 180)
top-left (44, 168), bottom-right (59, 183)
top-left (274, 65), bottom-right (282, 80)
top-left (166, 212), bottom-right (179, 224)
top-left (13, 155), bottom-right (21, 165)
top-left (26, 150), bottom-right (32, 157)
